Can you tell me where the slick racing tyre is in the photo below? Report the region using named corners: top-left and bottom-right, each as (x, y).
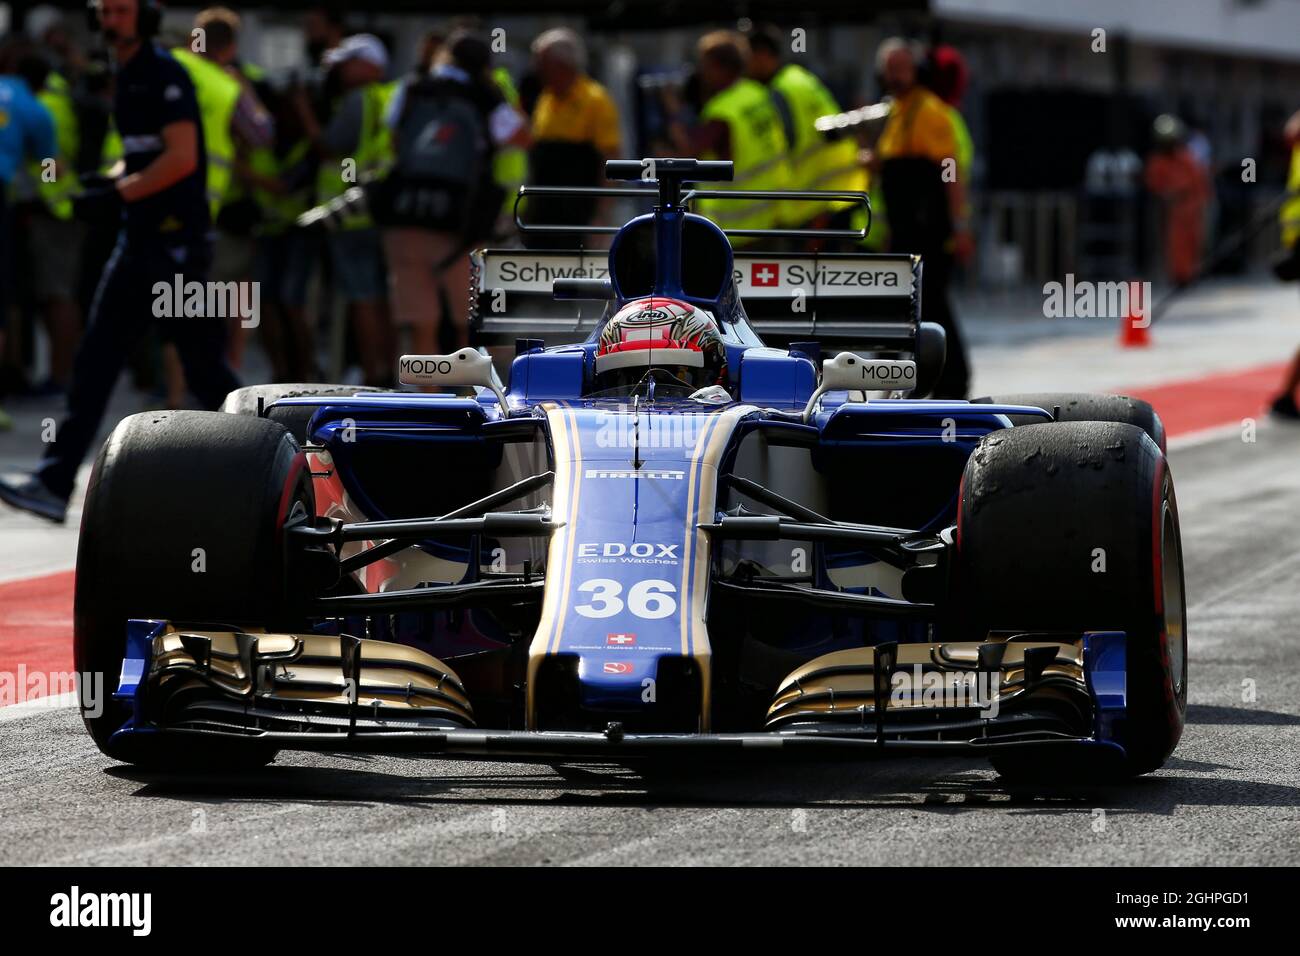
top-left (75, 410), bottom-right (314, 768)
top-left (221, 383), bottom-right (394, 444)
top-left (971, 392), bottom-right (1166, 453)
top-left (957, 421), bottom-right (1187, 780)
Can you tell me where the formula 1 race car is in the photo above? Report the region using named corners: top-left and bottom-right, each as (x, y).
top-left (74, 159), bottom-right (1186, 781)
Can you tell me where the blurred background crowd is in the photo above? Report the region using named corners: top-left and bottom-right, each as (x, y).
top-left (0, 0), bottom-right (1298, 425)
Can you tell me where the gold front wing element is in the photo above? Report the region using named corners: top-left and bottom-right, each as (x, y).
top-left (766, 639), bottom-right (1086, 727)
top-left (151, 627), bottom-right (475, 726)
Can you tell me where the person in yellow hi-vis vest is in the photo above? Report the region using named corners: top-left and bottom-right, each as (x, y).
top-left (26, 64), bottom-right (86, 390)
top-left (172, 9), bottom-right (273, 218)
top-left (170, 46), bottom-right (239, 217)
top-left (746, 25), bottom-right (863, 231)
top-left (491, 65), bottom-right (528, 225)
top-left (664, 31), bottom-right (792, 243)
top-left (1270, 110), bottom-right (1300, 419)
top-left (244, 80), bottom-right (318, 383)
top-left (172, 8), bottom-right (272, 387)
top-left (296, 34), bottom-right (396, 386)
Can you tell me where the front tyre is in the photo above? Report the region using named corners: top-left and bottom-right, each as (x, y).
top-left (971, 392), bottom-right (1166, 453)
top-left (75, 410), bottom-right (313, 767)
top-left (957, 421), bottom-right (1187, 780)
top-left (220, 383), bottom-right (393, 444)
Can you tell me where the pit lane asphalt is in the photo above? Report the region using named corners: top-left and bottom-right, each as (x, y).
top-left (3, 421), bottom-right (1299, 866)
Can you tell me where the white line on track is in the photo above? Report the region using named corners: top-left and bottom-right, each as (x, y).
top-left (0, 690), bottom-right (79, 722)
top-left (1186, 548), bottom-right (1300, 616)
top-left (1167, 421), bottom-right (1249, 450)
top-left (0, 563), bottom-right (74, 587)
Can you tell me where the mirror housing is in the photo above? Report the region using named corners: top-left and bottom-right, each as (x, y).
top-left (399, 348), bottom-right (509, 410)
top-left (802, 353), bottom-right (918, 422)
top-left (819, 352), bottom-right (918, 392)
top-left (914, 322), bottom-right (948, 398)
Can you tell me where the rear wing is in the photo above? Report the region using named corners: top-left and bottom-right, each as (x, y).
top-left (468, 248), bottom-right (922, 350)
top-left (730, 251), bottom-right (921, 349)
top-left (469, 249), bottom-right (610, 346)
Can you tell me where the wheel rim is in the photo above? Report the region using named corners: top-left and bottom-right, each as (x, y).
top-left (1161, 502), bottom-right (1187, 698)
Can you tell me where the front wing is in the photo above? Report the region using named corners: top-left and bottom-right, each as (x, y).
top-left (106, 620), bottom-right (1130, 762)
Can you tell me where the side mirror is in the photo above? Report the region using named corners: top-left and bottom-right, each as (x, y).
top-left (399, 348), bottom-right (509, 410)
top-left (802, 353), bottom-right (917, 422)
top-left (914, 322), bottom-right (947, 398)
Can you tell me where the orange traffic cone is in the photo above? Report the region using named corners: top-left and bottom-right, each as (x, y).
top-left (1119, 280), bottom-right (1151, 347)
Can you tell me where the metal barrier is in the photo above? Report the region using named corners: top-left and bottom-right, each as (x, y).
top-left (977, 191), bottom-right (1079, 288)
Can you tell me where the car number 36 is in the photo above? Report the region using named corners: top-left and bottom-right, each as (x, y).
top-left (574, 579), bottom-right (678, 620)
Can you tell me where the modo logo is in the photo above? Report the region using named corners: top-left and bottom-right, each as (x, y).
top-left (861, 363), bottom-right (916, 382)
top-left (400, 357), bottom-right (454, 376)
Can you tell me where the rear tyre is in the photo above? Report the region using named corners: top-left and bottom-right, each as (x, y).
top-left (971, 392), bottom-right (1166, 453)
top-left (957, 421), bottom-right (1187, 781)
top-left (221, 383), bottom-right (393, 444)
top-left (75, 410), bottom-right (314, 767)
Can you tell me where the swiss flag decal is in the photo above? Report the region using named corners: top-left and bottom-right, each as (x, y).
top-left (751, 263), bottom-right (780, 287)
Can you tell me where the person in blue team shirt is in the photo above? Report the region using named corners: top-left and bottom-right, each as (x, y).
top-left (0, 55), bottom-right (58, 431)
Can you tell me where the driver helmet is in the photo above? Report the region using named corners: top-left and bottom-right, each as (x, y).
top-left (594, 297), bottom-right (728, 391)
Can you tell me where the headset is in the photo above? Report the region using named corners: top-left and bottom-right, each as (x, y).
top-left (85, 0), bottom-right (164, 40)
